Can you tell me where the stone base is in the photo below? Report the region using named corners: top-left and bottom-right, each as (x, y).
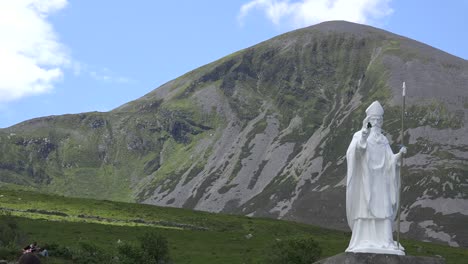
top-left (346, 246), bottom-right (405, 255)
top-left (313, 252), bottom-right (445, 264)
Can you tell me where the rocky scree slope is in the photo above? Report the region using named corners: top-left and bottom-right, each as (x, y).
top-left (0, 21), bottom-right (467, 247)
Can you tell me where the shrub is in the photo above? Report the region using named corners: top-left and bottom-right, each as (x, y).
top-left (118, 232), bottom-right (172, 264)
top-left (71, 241), bottom-right (112, 264)
top-left (0, 246), bottom-right (19, 261)
top-left (117, 242), bottom-right (144, 264)
top-left (46, 243), bottom-right (73, 259)
top-left (0, 215), bottom-right (26, 260)
top-left (0, 215), bottom-right (25, 247)
top-left (264, 236), bottom-right (322, 264)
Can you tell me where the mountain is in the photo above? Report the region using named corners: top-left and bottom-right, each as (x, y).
top-left (1, 21), bottom-right (467, 247)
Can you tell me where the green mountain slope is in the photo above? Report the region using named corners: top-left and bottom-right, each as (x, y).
top-left (1, 188), bottom-right (467, 263)
top-left (0, 21), bottom-right (467, 247)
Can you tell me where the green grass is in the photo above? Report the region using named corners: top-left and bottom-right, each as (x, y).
top-left (0, 188), bottom-right (467, 263)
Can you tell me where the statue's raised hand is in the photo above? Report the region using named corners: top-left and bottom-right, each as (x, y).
top-left (399, 146), bottom-right (407, 155)
top-left (361, 122), bottom-right (371, 140)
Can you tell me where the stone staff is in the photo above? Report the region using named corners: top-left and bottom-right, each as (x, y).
top-left (397, 81), bottom-right (406, 249)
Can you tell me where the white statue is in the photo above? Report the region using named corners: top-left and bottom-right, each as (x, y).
top-left (345, 101), bottom-right (406, 255)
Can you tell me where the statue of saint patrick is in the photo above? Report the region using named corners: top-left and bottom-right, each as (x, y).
top-left (345, 101), bottom-right (406, 255)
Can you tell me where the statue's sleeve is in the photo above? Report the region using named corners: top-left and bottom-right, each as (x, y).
top-left (386, 145), bottom-right (401, 219)
top-left (346, 132), bottom-right (366, 230)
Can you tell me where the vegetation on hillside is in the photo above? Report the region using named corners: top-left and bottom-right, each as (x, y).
top-left (0, 189), bottom-right (466, 263)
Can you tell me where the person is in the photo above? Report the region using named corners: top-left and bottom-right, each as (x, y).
top-left (345, 101), bottom-right (407, 255)
top-left (23, 241), bottom-right (49, 258)
top-left (39, 249), bottom-right (48, 257)
top-left (23, 242), bottom-right (39, 254)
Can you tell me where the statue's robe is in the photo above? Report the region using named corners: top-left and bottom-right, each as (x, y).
top-left (345, 129), bottom-right (404, 255)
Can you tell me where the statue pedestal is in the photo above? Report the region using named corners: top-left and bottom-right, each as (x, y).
top-left (314, 252), bottom-right (445, 264)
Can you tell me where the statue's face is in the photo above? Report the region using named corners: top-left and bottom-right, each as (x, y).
top-left (369, 115), bottom-right (383, 128)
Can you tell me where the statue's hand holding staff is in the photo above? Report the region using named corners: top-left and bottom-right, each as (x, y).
top-left (396, 145), bottom-right (407, 160)
top-left (399, 146), bottom-right (407, 155)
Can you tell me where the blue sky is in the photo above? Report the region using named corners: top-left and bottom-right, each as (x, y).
top-left (0, 0), bottom-right (467, 128)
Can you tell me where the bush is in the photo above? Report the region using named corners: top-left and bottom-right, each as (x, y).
top-left (264, 236), bottom-right (322, 264)
top-left (117, 242), bottom-right (144, 264)
top-left (118, 232), bottom-right (171, 264)
top-left (0, 246), bottom-right (19, 261)
top-left (46, 243), bottom-right (73, 259)
top-left (71, 242), bottom-right (112, 264)
top-left (0, 215), bottom-right (25, 247)
top-left (0, 215), bottom-right (26, 260)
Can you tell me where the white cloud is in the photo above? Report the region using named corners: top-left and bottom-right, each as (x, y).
top-left (86, 66), bottom-right (132, 84)
top-left (238, 0), bottom-right (393, 28)
top-left (0, 0), bottom-right (69, 103)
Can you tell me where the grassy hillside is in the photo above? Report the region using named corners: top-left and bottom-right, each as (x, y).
top-left (0, 188), bottom-right (466, 263)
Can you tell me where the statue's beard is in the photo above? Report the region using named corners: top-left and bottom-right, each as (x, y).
top-left (369, 127), bottom-right (387, 144)
top-left (371, 127), bottom-right (382, 134)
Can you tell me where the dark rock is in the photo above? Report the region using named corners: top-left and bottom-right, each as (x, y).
top-left (18, 253), bottom-right (41, 264)
top-left (314, 252), bottom-right (445, 264)
top-left (25, 208), bottom-right (69, 217)
top-left (90, 118), bottom-right (105, 129)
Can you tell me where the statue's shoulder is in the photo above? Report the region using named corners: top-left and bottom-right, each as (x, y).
top-left (347, 131), bottom-right (361, 145)
top-left (352, 130), bottom-right (362, 139)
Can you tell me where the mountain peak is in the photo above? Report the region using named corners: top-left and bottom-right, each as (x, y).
top-left (284, 20), bottom-right (395, 39)
top-left (310, 20), bottom-right (383, 32)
